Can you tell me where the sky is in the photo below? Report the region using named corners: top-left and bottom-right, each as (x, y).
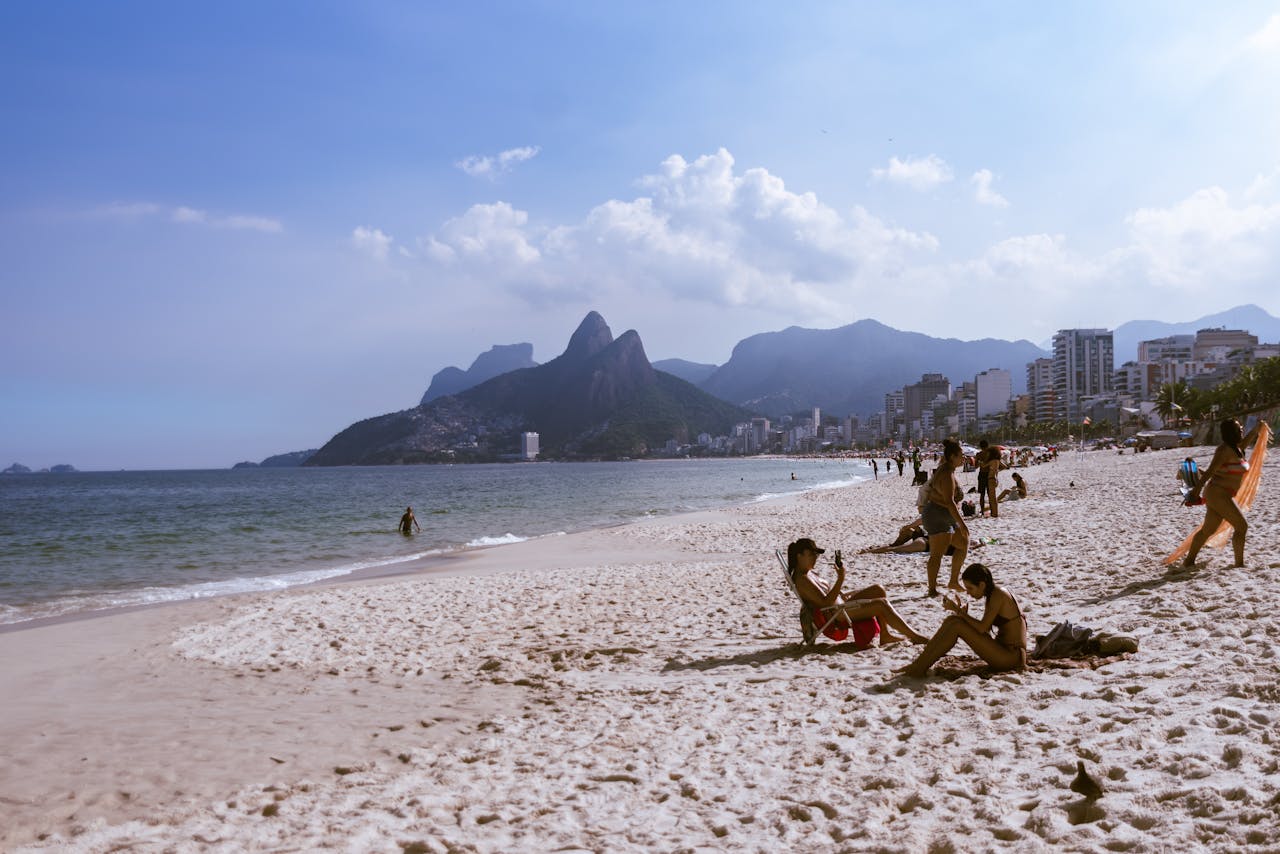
top-left (4, 1), bottom-right (1280, 469)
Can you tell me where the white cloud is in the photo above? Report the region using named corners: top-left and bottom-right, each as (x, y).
top-left (1244, 165), bottom-right (1280, 201)
top-left (418, 148), bottom-right (937, 317)
top-left (351, 226), bottom-right (393, 262)
top-left (421, 201), bottom-right (541, 267)
top-left (89, 202), bottom-right (281, 233)
top-left (171, 206), bottom-right (207, 224)
top-left (455, 145), bottom-right (541, 179)
top-left (1121, 186), bottom-right (1280, 289)
top-left (970, 169), bottom-right (1009, 208)
top-left (870, 154), bottom-right (953, 191)
top-left (1245, 14), bottom-right (1280, 53)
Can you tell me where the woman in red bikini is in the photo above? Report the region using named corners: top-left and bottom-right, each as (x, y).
top-left (787, 538), bottom-right (929, 646)
top-left (1182, 418), bottom-right (1260, 568)
top-left (895, 562), bottom-right (1027, 678)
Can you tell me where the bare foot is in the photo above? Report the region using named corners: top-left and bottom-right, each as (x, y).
top-left (879, 632), bottom-right (905, 646)
top-left (910, 633), bottom-right (929, 644)
top-left (892, 663), bottom-right (929, 678)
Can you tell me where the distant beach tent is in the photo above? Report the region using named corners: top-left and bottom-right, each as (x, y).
top-left (1163, 422), bottom-right (1271, 566)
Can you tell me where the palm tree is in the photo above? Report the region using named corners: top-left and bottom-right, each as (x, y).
top-left (1155, 381), bottom-right (1191, 427)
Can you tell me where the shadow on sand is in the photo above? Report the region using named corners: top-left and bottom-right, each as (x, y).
top-left (661, 640), bottom-right (876, 673)
top-left (1081, 562), bottom-right (1204, 607)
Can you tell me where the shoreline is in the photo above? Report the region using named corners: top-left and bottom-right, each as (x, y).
top-left (0, 460), bottom-right (859, 633)
top-left (4, 445), bottom-right (1278, 851)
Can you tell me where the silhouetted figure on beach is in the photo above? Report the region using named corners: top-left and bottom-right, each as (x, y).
top-left (399, 506), bottom-right (421, 535)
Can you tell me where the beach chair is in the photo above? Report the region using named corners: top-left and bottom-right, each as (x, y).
top-left (775, 549), bottom-right (878, 647)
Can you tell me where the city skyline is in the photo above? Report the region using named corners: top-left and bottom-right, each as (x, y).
top-left (4, 3), bottom-right (1280, 467)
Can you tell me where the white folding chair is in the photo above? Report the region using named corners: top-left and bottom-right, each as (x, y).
top-left (775, 548), bottom-right (845, 646)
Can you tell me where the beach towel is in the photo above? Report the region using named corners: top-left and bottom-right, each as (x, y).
top-left (1163, 422), bottom-right (1271, 566)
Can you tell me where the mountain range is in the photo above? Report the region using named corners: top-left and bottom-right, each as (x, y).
top-left (309, 313), bottom-right (752, 465)
top-left (306, 303), bottom-right (1280, 465)
top-left (1111, 304), bottom-right (1280, 365)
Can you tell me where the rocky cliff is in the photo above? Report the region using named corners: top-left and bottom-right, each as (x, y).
top-left (307, 313), bottom-right (752, 465)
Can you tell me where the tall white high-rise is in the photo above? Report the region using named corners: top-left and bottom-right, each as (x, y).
top-left (974, 368), bottom-right (1012, 419)
top-left (520, 432), bottom-right (540, 461)
top-left (1051, 329), bottom-right (1114, 423)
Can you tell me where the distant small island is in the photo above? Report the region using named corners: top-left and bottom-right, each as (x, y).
top-left (231, 449), bottom-right (318, 469)
top-left (3, 462), bottom-right (77, 474)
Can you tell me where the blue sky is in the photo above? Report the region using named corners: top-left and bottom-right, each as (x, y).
top-left (4, 2), bottom-right (1280, 468)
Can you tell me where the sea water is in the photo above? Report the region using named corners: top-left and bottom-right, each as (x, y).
top-left (0, 458), bottom-right (871, 625)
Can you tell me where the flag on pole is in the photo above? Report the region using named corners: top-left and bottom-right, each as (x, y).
top-left (1082, 416), bottom-right (1092, 426)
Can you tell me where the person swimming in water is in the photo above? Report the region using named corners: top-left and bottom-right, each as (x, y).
top-left (399, 506), bottom-right (421, 535)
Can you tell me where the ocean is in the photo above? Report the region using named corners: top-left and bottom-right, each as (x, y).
top-left (0, 458), bottom-right (871, 626)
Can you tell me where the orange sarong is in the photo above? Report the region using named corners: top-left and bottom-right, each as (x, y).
top-left (1163, 421), bottom-right (1271, 566)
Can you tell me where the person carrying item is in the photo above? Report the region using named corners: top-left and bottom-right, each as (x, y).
top-left (1175, 418), bottom-right (1268, 568)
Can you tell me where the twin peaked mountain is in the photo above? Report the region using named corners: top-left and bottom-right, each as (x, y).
top-left (307, 313), bottom-right (752, 464)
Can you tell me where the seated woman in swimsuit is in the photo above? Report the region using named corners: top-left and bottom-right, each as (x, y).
top-left (996, 472), bottom-right (1027, 502)
top-left (787, 538), bottom-right (929, 646)
top-left (1182, 418), bottom-right (1261, 567)
top-left (895, 563), bottom-right (1027, 678)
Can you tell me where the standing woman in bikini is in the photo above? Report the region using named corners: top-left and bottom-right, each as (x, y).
top-left (1182, 418), bottom-right (1260, 568)
top-left (896, 563), bottom-right (1027, 678)
top-left (921, 439), bottom-right (969, 597)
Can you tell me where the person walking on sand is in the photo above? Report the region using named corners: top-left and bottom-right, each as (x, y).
top-left (399, 506), bottom-right (421, 535)
top-left (786, 538), bottom-right (929, 645)
top-left (896, 452), bottom-right (905, 477)
top-left (976, 440), bottom-right (991, 516)
top-left (895, 562), bottom-right (1028, 678)
top-left (872, 458), bottom-right (879, 480)
top-left (1181, 418), bottom-right (1261, 568)
top-left (920, 439), bottom-right (969, 596)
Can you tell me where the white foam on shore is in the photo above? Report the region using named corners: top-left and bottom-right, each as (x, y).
top-left (0, 548), bottom-right (450, 627)
top-left (465, 533), bottom-right (529, 547)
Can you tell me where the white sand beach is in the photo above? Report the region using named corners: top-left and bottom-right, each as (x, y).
top-left (3, 447), bottom-right (1279, 852)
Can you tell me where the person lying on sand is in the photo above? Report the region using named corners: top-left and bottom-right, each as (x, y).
top-left (787, 538), bottom-right (929, 646)
top-left (863, 535), bottom-right (990, 555)
top-left (895, 563), bottom-right (1027, 678)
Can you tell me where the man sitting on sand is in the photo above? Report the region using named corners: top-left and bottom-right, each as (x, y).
top-left (786, 538), bottom-right (928, 646)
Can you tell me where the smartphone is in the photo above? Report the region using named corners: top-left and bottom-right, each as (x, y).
top-left (833, 549), bottom-right (843, 568)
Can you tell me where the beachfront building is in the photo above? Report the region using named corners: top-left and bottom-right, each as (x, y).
top-left (1051, 328), bottom-right (1114, 424)
top-left (1192, 328), bottom-right (1257, 360)
top-left (520, 432), bottom-right (540, 460)
top-left (884, 388), bottom-right (905, 441)
top-left (904, 374), bottom-right (951, 428)
top-left (1026, 357), bottom-right (1056, 423)
top-left (751, 417), bottom-right (770, 451)
top-left (975, 368), bottom-right (1012, 418)
top-left (1137, 334), bottom-right (1194, 364)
